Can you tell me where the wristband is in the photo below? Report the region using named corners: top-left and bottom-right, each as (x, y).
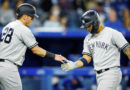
top-left (79, 57), bottom-right (88, 66)
top-left (45, 51), bottom-right (55, 59)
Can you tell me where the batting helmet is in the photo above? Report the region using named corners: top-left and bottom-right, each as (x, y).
top-left (16, 3), bottom-right (39, 18)
top-left (80, 10), bottom-right (100, 34)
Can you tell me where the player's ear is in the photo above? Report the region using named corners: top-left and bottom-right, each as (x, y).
top-left (22, 14), bottom-right (27, 20)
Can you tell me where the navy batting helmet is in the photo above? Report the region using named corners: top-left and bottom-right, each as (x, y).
top-left (80, 10), bottom-right (100, 34)
top-left (16, 3), bottom-right (39, 18)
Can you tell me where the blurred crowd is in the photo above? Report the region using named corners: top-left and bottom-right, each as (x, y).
top-left (0, 0), bottom-right (130, 32)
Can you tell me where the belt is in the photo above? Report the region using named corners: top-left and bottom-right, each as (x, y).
top-left (0, 59), bottom-right (20, 67)
top-left (0, 59), bottom-right (5, 62)
top-left (96, 66), bottom-right (120, 74)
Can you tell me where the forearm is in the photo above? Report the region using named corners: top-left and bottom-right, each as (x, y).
top-left (32, 46), bottom-right (47, 58)
top-left (31, 45), bottom-right (55, 59)
top-left (32, 46), bottom-right (66, 63)
top-left (76, 55), bottom-right (92, 68)
top-left (75, 60), bottom-right (84, 68)
top-left (124, 47), bottom-right (130, 60)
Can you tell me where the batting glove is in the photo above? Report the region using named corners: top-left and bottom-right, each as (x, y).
top-left (61, 60), bottom-right (77, 71)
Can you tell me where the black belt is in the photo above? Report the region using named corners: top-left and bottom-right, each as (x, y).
top-left (96, 66), bottom-right (120, 74)
top-left (96, 68), bottom-right (109, 74)
top-left (0, 59), bottom-right (5, 62)
top-left (0, 59), bottom-right (20, 67)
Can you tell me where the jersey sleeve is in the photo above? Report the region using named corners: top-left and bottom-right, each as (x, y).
top-left (112, 30), bottom-right (129, 52)
top-left (20, 29), bottom-right (38, 49)
top-left (82, 36), bottom-right (92, 56)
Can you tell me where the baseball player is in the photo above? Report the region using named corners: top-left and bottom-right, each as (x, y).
top-left (0, 3), bottom-right (67, 90)
top-left (61, 10), bottom-right (130, 90)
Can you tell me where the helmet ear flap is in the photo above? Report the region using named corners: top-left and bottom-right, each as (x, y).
top-left (16, 8), bottom-right (22, 19)
top-left (90, 20), bottom-right (100, 34)
top-left (16, 8), bottom-right (19, 16)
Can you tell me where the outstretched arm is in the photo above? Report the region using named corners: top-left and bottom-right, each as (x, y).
top-left (124, 47), bottom-right (130, 60)
top-left (31, 45), bottom-right (67, 63)
top-left (61, 54), bottom-right (92, 71)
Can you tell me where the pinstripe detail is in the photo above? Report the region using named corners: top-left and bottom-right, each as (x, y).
top-left (82, 52), bottom-right (92, 56)
top-left (29, 42), bottom-right (38, 49)
top-left (121, 43), bottom-right (130, 52)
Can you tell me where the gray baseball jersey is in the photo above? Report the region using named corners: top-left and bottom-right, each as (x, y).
top-left (0, 20), bottom-right (38, 66)
top-left (82, 27), bottom-right (129, 71)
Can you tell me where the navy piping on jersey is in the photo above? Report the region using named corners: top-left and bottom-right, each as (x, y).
top-left (29, 42), bottom-right (38, 49)
top-left (121, 43), bottom-right (130, 52)
top-left (82, 52), bottom-right (92, 56)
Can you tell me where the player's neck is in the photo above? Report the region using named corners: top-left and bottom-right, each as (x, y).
top-left (18, 18), bottom-right (26, 26)
top-left (96, 25), bottom-right (105, 33)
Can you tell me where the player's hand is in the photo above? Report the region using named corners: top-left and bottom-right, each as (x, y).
top-left (61, 60), bottom-right (77, 71)
top-left (54, 54), bottom-right (67, 63)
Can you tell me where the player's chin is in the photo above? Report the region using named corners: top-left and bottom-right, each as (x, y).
top-left (26, 24), bottom-right (30, 27)
top-left (26, 23), bottom-right (31, 27)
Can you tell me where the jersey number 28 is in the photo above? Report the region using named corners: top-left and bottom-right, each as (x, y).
top-left (0, 27), bottom-right (14, 44)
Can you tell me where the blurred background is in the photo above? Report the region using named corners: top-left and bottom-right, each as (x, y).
top-left (0, 0), bottom-right (130, 90)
